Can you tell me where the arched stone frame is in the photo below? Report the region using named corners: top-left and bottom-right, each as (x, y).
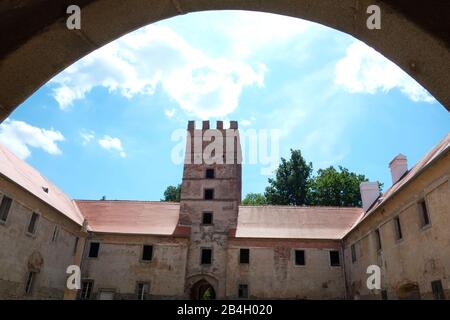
top-left (396, 281), bottom-right (421, 300)
top-left (0, 0), bottom-right (449, 121)
top-left (185, 273), bottom-right (220, 300)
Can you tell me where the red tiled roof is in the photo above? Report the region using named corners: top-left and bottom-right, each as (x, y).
top-left (236, 206), bottom-right (363, 240)
top-left (0, 143), bottom-right (84, 225)
top-left (75, 200), bottom-right (181, 235)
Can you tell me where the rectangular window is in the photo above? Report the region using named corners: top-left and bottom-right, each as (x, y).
top-left (51, 225), bottom-right (59, 242)
top-left (142, 245), bottom-right (153, 261)
top-left (431, 280), bottom-right (446, 300)
top-left (295, 250), bottom-right (305, 266)
top-left (137, 282), bottom-right (150, 300)
top-left (330, 250), bottom-right (340, 266)
top-left (205, 169), bottom-right (215, 179)
top-left (375, 229), bottom-right (382, 251)
top-left (239, 248), bottom-right (250, 264)
top-left (201, 248), bottom-right (212, 265)
top-left (27, 212), bottom-right (39, 235)
top-left (204, 189), bottom-right (214, 200)
top-left (394, 216), bottom-right (403, 240)
top-left (238, 284), bottom-right (248, 298)
top-left (88, 242), bottom-right (100, 258)
top-left (73, 237), bottom-right (79, 256)
top-left (80, 280), bottom-right (93, 300)
top-left (351, 244), bottom-right (357, 263)
top-left (0, 196), bottom-right (12, 223)
top-left (25, 272), bottom-right (35, 295)
top-left (419, 200), bottom-right (430, 227)
top-left (202, 212), bottom-right (213, 225)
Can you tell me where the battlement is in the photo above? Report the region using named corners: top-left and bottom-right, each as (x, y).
top-left (187, 120), bottom-right (238, 131)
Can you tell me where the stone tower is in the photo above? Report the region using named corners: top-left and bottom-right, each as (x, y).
top-left (179, 120), bottom-right (242, 299)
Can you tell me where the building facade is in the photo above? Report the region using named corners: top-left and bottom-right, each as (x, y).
top-left (0, 121), bottom-right (449, 300)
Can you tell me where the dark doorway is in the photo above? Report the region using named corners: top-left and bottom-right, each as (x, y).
top-left (190, 279), bottom-right (216, 300)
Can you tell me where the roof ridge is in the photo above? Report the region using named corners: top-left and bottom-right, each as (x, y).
top-left (239, 205), bottom-right (362, 210)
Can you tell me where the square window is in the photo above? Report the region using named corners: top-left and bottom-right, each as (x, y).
top-left (201, 248), bottom-right (212, 265)
top-left (88, 242), bottom-right (100, 258)
top-left (204, 189), bottom-right (214, 200)
top-left (80, 280), bottom-right (93, 300)
top-left (142, 245), bottom-right (153, 261)
top-left (419, 200), bottom-right (430, 227)
top-left (27, 212), bottom-right (39, 235)
top-left (137, 282), bottom-right (150, 300)
top-left (295, 250), bottom-right (305, 266)
top-left (202, 212), bottom-right (213, 225)
top-left (238, 284), bottom-right (248, 298)
top-left (205, 169), bottom-right (215, 179)
top-left (351, 244), bottom-right (357, 263)
top-left (431, 280), bottom-right (446, 300)
top-left (0, 196), bottom-right (12, 223)
top-left (239, 248), bottom-right (250, 264)
top-left (394, 216), bottom-right (403, 240)
top-left (375, 229), bottom-right (382, 251)
top-left (330, 250), bottom-right (340, 266)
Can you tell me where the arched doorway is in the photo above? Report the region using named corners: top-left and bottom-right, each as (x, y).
top-left (190, 279), bottom-right (216, 300)
top-left (397, 282), bottom-right (421, 300)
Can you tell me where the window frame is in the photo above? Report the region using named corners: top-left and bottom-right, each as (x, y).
top-left (88, 242), bottom-right (100, 258)
top-left (205, 168), bottom-right (215, 179)
top-left (329, 250), bottom-right (341, 267)
top-left (374, 228), bottom-right (382, 251)
top-left (51, 225), bottom-right (60, 243)
top-left (80, 280), bottom-right (94, 300)
top-left (200, 247), bottom-right (213, 265)
top-left (238, 284), bottom-right (249, 299)
top-left (393, 216), bottom-right (403, 241)
top-left (294, 249), bottom-right (306, 266)
top-left (0, 195), bottom-right (13, 224)
top-left (239, 248), bottom-right (250, 264)
top-left (418, 199), bottom-right (431, 229)
top-left (26, 212), bottom-right (40, 236)
top-left (202, 212), bottom-right (213, 225)
top-left (136, 281), bottom-right (150, 300)
top-left (351, 244), bottom-right (357, 263)
top-left (141, 244), bottom-right (154, 262)
top-left (204, 188), bottom-right (214, 200)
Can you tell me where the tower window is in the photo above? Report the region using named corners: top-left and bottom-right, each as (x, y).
top-left (238, 284), bottom-right (248, 298)
top-left (202, 212), bottom-right (213, 225)
top-left (0, 196), bottom-right (13, 223)
top-left (239, 249), bottom-right (250, 264)
top-left (295, 250), bottom-right (305, 266)
top-left (201, 248), bottom-right (212, 265)
top-left (418, 199), bottom-right (430, 227)
top-left (375, 229), bottom-right (382, 251)
top-left (394, 216), bottom-right (403, 240)
top-left (27, 212), bottom-right (39, 235)
top-left (329, 250), bottom-right (340, 266)
top-left (205, 169), bottom-right (215, 179)
top-left (204, 189), bottom-right (214, 200)
top-left (142, 245), bottom-right (153, 261)
top-left (88, 242), bottom-right (100, 258)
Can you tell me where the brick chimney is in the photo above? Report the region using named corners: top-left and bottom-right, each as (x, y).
top-left (389, 154), bottom-right (408, 185)
top-left (360, 181), bottom-right (380, 212)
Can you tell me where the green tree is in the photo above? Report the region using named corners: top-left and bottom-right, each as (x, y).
top-left (307, 166), bottom-right (369, 207)
top-left (264, 149), bottom-right (313, 205)
top-left (242, 193), bottom-right (268, 205)
top-left (162, 184), bottom-right (181, 202)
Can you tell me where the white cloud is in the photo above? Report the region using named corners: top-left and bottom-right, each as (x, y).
top-left (0, 119), bottom-right (64, 159)
top-left (80, 130), bottom-right (95, 145)
top-left (335, 41), bottom-right (435, 102)
top-left (164, 108), bottom-right (176, 118)
top-left (98, 135), bottom-right (126, 157)
top-left (50, 23), bottom-right (266, 119)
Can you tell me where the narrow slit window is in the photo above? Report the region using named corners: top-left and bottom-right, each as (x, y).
top-left (137, 282), bottom-right (150, 300)
top-left (80, 280), bottom-right (93, 300)
top-left (51, 225), bottom-right (59, 242)
top-left (394, 216), bottom-right (403, 240)
top-left (27, 212), bottom-right (39, 235)
top-left (419, 200), bottom-right (430, 227)
top-left (375, 229), bottom-right (382, 251)
top-left (351, 244), bottom-right (357, 263)
top-left (25, 271), bottom-right (35, 295)
top-left (0, 196), bottom-right (12, 223)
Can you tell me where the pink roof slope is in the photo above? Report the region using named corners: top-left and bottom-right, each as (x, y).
top-left (0, 143), bottom-right (84, 225)
top-left (75, 200), bottom-right (181, 235)
top-left (236, 206), bottom-right (363, 240)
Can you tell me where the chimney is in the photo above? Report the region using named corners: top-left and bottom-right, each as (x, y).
top-left (389, 154), bottom-right (408, 185)
top-left (229, 120), bottom-right (238, 129)
top-left (202, 120), bottom-right (210, 130)
top-left (360, 182), bottom-right (380, 212)
top-left (216, 121), bottom-right (223, 130)
top-left (187, 120), bottom-right (195, 131)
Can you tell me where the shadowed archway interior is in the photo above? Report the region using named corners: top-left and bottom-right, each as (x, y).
top-left (190, 279), bottom-right (216, 300)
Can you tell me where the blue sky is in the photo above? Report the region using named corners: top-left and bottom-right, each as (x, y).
top-left (1, 11), bottom-right (449, 201)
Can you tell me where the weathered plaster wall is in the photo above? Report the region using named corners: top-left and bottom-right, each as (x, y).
top-left (0, 176), bottom-right (84, 299)
top-left (343, 153), bottom-right (450, 300)
top-left (80, 234), bottom-right (188, 299)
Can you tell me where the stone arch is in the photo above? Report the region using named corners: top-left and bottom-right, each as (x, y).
top-left (397, 282), bottom-right (421, 300)
top-left (0, 0), bottom-right (449, 121)
top-left (185, 274), bottom-right (219, 300)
